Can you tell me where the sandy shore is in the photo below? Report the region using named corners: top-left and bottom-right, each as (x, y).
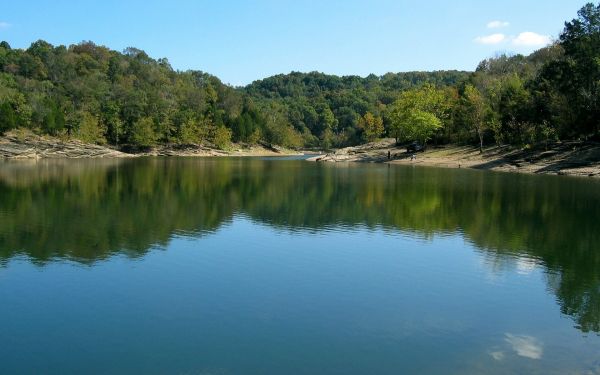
top-left (307, 139), bottom-right (600, 178)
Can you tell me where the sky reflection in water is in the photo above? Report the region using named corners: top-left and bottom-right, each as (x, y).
top-left (0, 158), bottom-right (599, 374)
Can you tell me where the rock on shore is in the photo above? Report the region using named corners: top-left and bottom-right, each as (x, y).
top-left (307, 139), bottom-right (398, 163)
top-left (0, 133), bottom-right (132, 159)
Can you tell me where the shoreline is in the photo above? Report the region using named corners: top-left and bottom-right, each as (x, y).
top-left (0, 133), bottom-right (303, 160)
top-left (2, 133), bottom-right (599, 178)
top-left (307, 139), bottom-right (600, 178)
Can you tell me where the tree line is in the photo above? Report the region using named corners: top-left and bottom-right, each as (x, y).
top-left (0, 2), bottom-right (598, 149)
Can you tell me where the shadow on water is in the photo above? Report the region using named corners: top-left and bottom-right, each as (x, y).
top-left (0, 157), bottom-right (599, 333)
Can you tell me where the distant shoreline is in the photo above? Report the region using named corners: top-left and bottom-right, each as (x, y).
top-left (307, 139), bottom-right (600, 178)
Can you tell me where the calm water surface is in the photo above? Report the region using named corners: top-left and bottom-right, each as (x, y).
top-left (1, 158), bottom-right (599, 374)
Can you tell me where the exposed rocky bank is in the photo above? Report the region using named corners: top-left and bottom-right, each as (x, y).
top-left (308, 139), bottom-right (600, 178)
top-left (0, 132), bottom-right (299, 159)
top-left (0, 133), bottom-right (131, 159)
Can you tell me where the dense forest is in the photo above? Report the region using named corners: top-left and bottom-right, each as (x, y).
top-left (0, 3), bottom-right (598, 149)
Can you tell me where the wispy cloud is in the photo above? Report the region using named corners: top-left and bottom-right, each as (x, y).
top-left (512, 32), bottom-right (551, 47)
top-left (487, 20), bottom-right (510, 29)
top-left (474, 33), bottom-right (506, 45)
top-left (0, 22), bottom-right (10, 29)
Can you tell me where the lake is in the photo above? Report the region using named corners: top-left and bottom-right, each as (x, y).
top-left (1, 157), bottom-right (599, 374)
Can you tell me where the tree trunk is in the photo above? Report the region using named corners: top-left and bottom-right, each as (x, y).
top-left (479, 136), bottom-right (483, 153)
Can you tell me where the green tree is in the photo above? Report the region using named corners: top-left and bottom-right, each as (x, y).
top-left (179, 117), bottom-right (201, 144)
top-left (497, 75), bottom-right (532, 144)
top-left (211, 125), bottom-right (232, 150)
top-left (0, 102), bottom-right (17, 134)
top-left (42, 101), bottom-right (65, 135)
top-left (389, 85), bottom-right (448, 144)
top-left (101, 102), bottom-right (123, 145)
top-left (358, 112), bottom-right (384, 142)
top-left (320, 128), bottom-right (335, 150)
top-left (557, 2), bottom-right (600, 136)
top-left (462, 84), bottom-right (489, 153)
top-left (316, 103), bottom-right (338, 136)
top-left (76, 111), bottom-right (106, 144)
top-left (131, 117), bottom-right (158, 147)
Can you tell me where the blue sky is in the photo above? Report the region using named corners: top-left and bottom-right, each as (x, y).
top-left (0, 0), bottom-right (585, 85)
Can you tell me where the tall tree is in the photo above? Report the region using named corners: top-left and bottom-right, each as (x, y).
top-left (557, 2), bottom-right (600, 136)
top-left (462, 84), bottom-right (489, 153)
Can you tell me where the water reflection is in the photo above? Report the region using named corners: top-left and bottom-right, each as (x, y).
top-left (0, 157), bottom-right (599, 333)
top-left (504, 334), bottom-right (544, 360)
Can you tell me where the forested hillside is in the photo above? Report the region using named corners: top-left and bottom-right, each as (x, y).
top-left (0, 2), bottom-right (598, 149)
top-left (244, 70), bottom-right (468, 147)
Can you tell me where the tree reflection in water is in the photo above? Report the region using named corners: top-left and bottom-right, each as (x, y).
top-left (1, 157), bottom-right (599, 332)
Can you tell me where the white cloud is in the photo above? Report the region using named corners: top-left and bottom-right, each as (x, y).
top-left (505, 334), bottom-right (543, 359)
top-left (473, 31), bottom-right (552, 48)
top-left (488, 20), bottom-right (510, 29)
top-left (0, 22), bottom-right (10, 29)
top-left (512, 32), bottom-right (551, 47)
top-left (474, 33), bottom-right (506, 45)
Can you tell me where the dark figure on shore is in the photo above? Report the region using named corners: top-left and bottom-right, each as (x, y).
top-left (388, 151), bottom-right (391, 160)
